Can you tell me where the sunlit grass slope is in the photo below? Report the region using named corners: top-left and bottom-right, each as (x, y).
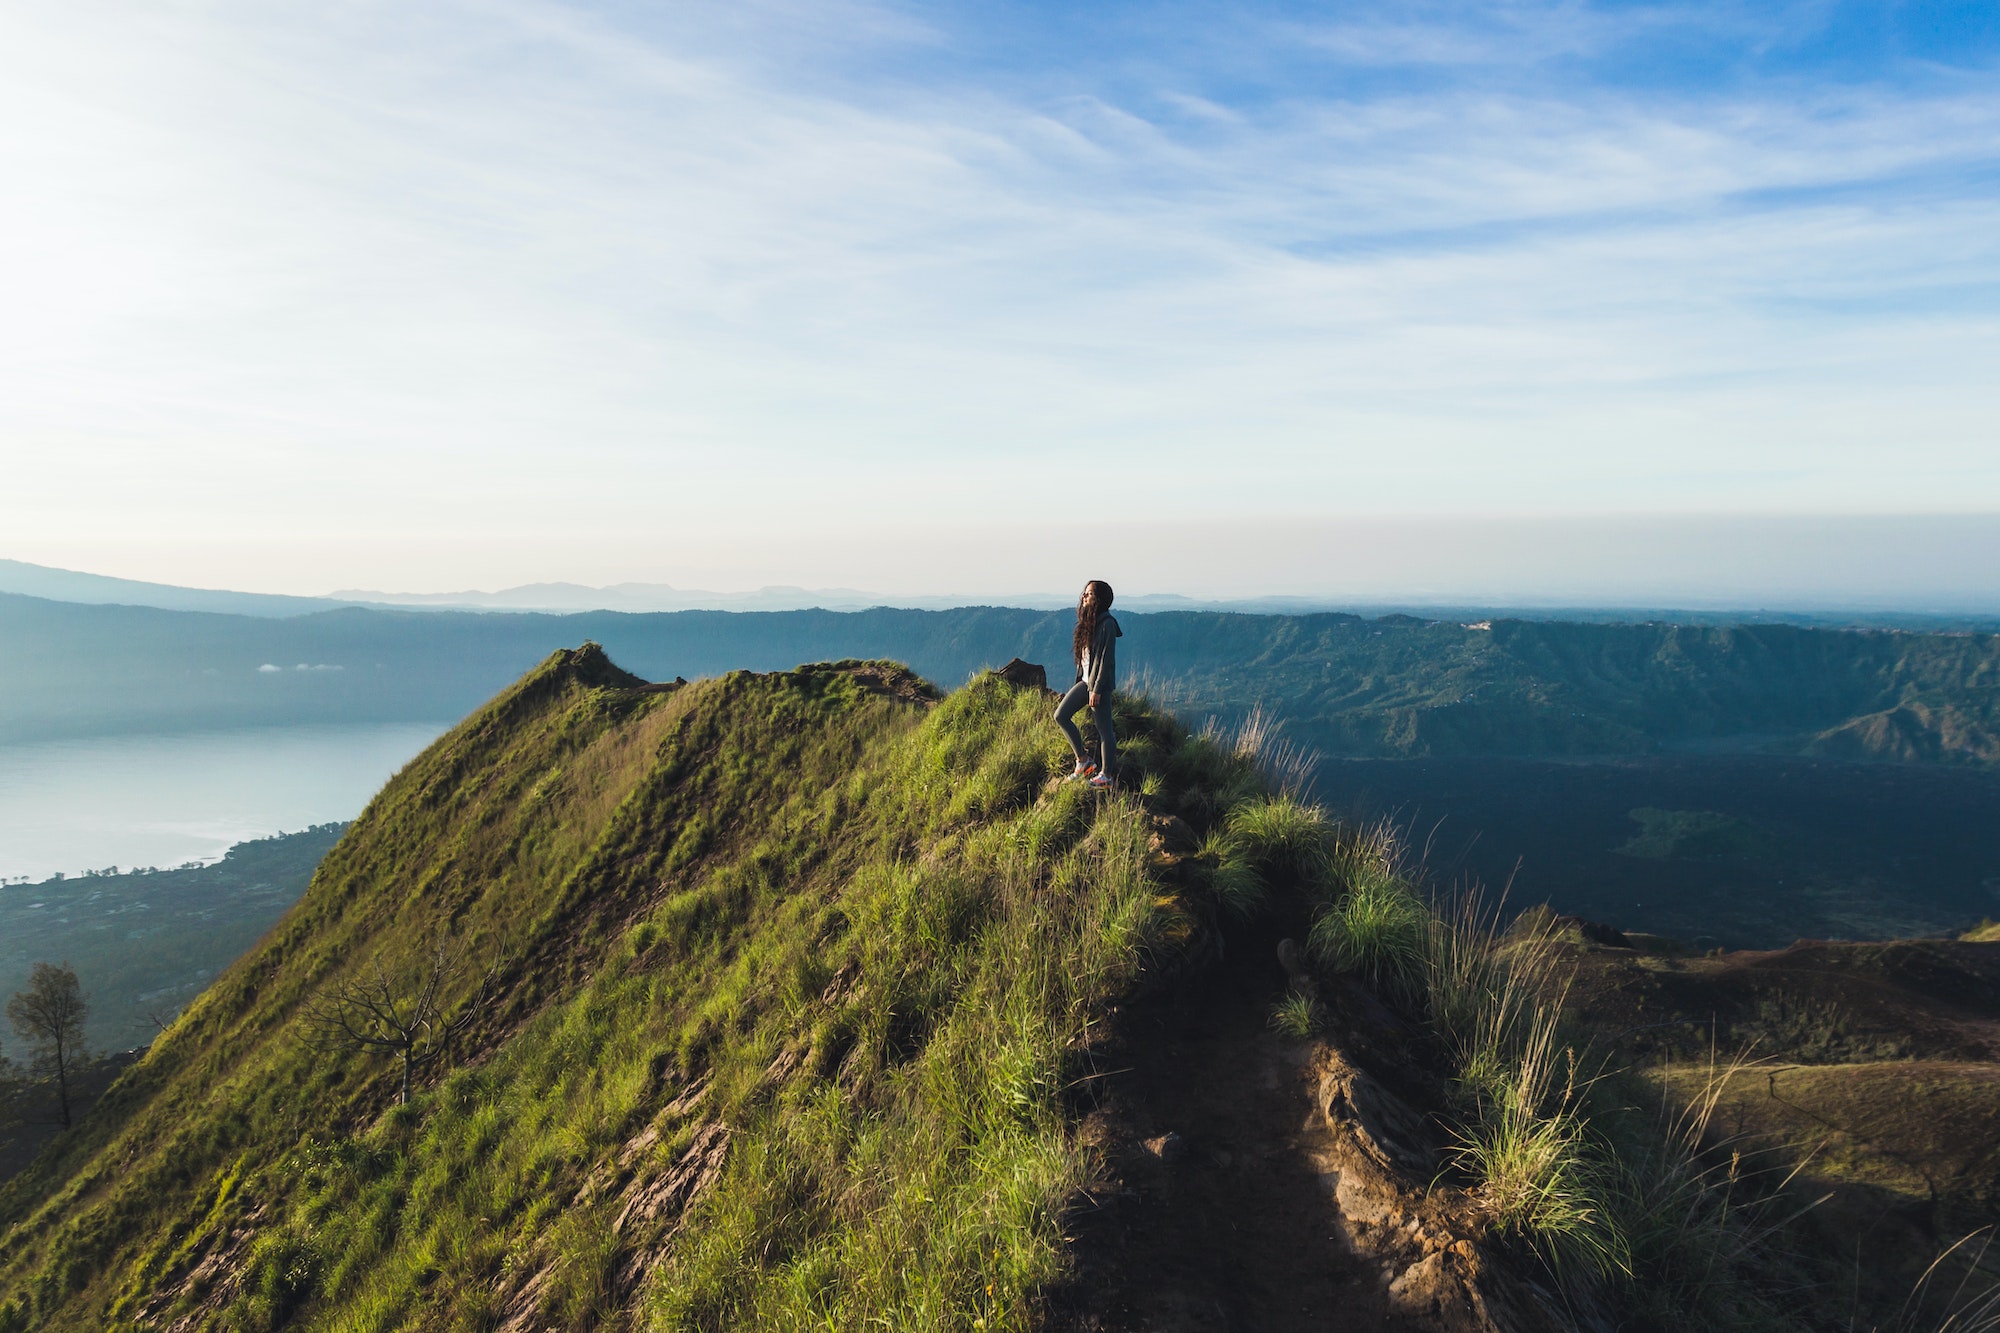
top-left (0, 647), bottom-right (1257, 1331)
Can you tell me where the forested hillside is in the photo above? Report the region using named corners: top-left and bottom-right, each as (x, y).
top-left (4, 594), bottom-right (1995, 763)
top-left (1154, 615), bottom-right (2000, 764)
top-left (0, 827), bottom-right (347, 1050)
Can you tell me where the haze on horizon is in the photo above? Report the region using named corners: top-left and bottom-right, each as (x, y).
top-left (3, 0), bottom-right (1997, 607)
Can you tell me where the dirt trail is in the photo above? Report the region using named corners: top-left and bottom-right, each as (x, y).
top-left (1055, 938), bottom-right (1407, 1332)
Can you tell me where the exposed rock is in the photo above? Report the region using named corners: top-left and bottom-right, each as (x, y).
top-left (1147, 813), bottom-right (1198, 856)
top-left (819, 959), bottom-right (862, 1007)
top-left (142, 1203), bottom-right (272, 1333)
top-left (1317, 1048), bottom-right (1434, 1179)
top-left (612, 1120), bottom-right (731, 1236)
top-left (494, 1262), bottom-right (558, 1333)
top-left (1553, 915), bottom-right (1633, 949)
top-left (662, 1072), bottom-right (713, 1119)
top-left (501, 1121), bottom-right (732, 1330)
top-left (990, 657), bottom-right (1051, 693)
top-left (763, 1043), bottom-right (805, 1085)
top-left (1276, 938), bottom-right (1319, 1001)
top-left (1309, 1044), bottom-right (1595, 1332)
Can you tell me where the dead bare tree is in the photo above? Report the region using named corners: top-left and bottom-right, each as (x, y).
top-left (7, 962), bottom-right (89, 1128)
top-left (303, 935), bottom-right (472, 1105)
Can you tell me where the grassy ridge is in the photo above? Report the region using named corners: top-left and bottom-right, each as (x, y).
top-left (0, 650), bottom-right (1267, 1330)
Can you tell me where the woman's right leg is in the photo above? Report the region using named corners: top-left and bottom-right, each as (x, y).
top-left (1092, 699), bottom-right (1116, 777)
top-left (1053, 681), bottom-right (1092, 765)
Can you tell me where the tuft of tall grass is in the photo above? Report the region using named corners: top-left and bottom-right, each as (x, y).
top-left (1226, 795), bottom-right (1331, 880)
top-left (1449, 988), bottom-right (1630, 1284)
top-left (1199, 707), bottom-right (1320, 799)
top-left (1306, 833), bottom-right (1430, 1001)
top-left (1301, 817), bottom-right (1803, 1322)
top-left (1888, 1228), bottom-right (2000, 1332)
top-left (1309, 877), bottom-right (1428, 998)
top-left (1605, 1053), bottom-right (1811, 1330)
top-left (1189, 828), bottom-right (1264, 919)
top-left (1268, 991), bottom-right (1325, 1039)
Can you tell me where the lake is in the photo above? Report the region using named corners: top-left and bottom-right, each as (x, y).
top-left (0, 722), bottom-right (450, 883)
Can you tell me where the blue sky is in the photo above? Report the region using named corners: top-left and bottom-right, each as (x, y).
top-left (1, 0), bottom-right (1996, 602)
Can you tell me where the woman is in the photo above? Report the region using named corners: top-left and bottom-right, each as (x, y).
top-left (1056, 579), bottom-right (1121, 788)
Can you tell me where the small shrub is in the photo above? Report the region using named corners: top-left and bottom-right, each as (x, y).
top-left (1461, 1094), bottom-right (1626, 1282)
top-left (1309, 869), bottom-right (1428, 998)
top-left (626, 921), bottom-right (659, 957)
top-left (1226, 796), bottom-right (1332, 882)
top-left (1194, 830), bottom-right (1266, 918)
top-left (1427, 893), bottom-right (1555, 1065)
top-left (1268, 991), bottom-right (1324, 1039)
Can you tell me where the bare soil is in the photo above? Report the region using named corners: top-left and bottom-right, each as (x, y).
top-left (1567, 935), bottom-right (2000, 1322)
top-left (1052, 936), bottom-right (1406, 1333)
top-left (1564, 936), bottom-right (2000, 1065)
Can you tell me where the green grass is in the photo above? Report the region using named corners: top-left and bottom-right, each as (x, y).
top-left (1616, 807), bottom-right (1769, 862)
top-left (4, 643), bottom-right (1901, 1333)
top-left (1267, 992), bottom-right (1324, 1040)
top-left (1305, 824), bottom-right (1429, 1000)
top-left (1300, 823), bottom-right (1804, 1326)
top-left (1226, 795), bottom-right (1332, 882)
top-left (0, 651), bottom-right (1275, 1333)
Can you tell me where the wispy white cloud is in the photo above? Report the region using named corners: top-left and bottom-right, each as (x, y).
top-left (0, 0), bottom-right (1995, 597)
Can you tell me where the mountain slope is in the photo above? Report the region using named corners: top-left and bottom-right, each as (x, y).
top-left (1155, 616), bottom-right (2000, 764)
top-left (0, 649), bottom-right (1217, 1330)
top-left (0, 561), bottom-right (350, 619)
top-left (9, 648), bottom-right (1995, 1330)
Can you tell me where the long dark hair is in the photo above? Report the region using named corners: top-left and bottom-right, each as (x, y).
top-left (1073, 580), bottom-right (1113, 667)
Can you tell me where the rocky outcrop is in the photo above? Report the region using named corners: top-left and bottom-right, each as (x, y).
top-left (1308, 1045), bottom-right (1592, 1332)
top-left (990, 657), bottom-right (1051, 693)
top-left (498, 1081), bottom-right (730, 1332)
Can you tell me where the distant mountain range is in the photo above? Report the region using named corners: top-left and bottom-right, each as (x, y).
top-left (0, 559), bottom-right (354, 618)
top-left (4, 584), bottom-right (1996, 765)
top-left (0, 559), bottom-right (1214, 617)
top-left (9, 559), bottom-right (1999, 628)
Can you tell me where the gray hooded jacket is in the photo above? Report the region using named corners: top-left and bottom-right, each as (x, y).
top-left (1077, 613), bottom-right (1122, 698)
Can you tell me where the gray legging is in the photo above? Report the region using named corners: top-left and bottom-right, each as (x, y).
top-left (1054, 680), bottom-right (1116, 774)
